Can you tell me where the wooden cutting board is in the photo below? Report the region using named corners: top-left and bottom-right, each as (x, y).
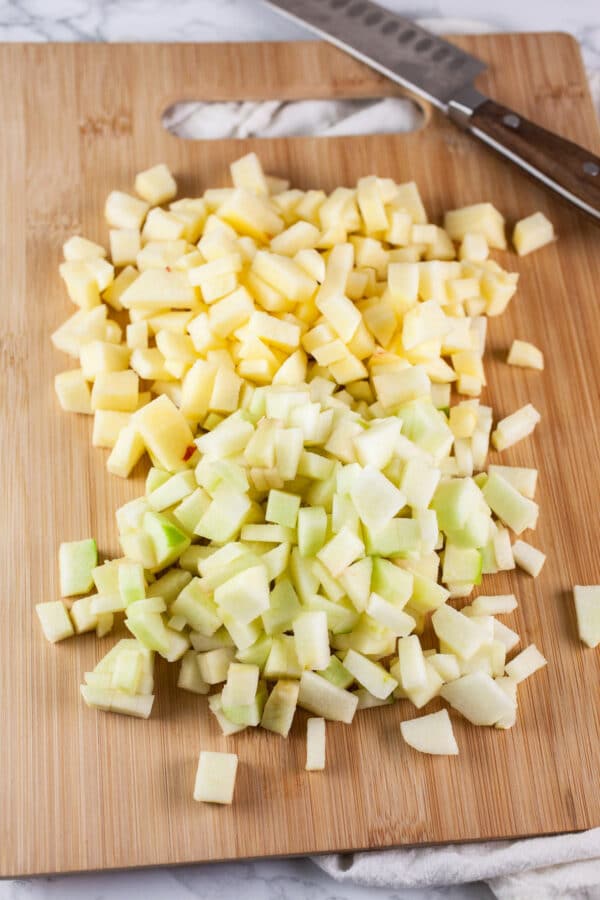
top-left (1, 33), bottom-right (600, 878)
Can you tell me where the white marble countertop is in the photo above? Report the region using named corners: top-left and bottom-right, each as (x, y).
top-left (1, 2), bottom-right (598, 899)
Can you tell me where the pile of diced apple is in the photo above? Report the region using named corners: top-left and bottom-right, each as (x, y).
top-left (41, 154), bottom-right (563, 795)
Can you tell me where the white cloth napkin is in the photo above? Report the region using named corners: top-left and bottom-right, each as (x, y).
top-left (165, 20), bottom-right (600, 898)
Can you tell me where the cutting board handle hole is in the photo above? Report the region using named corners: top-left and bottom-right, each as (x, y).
top-left (161, 96), bottom-right (425, 141)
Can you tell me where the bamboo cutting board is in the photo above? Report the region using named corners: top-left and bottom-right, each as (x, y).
top-left (1, 33), bottom-right (600, 878)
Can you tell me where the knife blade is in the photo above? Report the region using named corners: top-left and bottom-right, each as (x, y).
top-left (264, 0), bottom-right (600, 221)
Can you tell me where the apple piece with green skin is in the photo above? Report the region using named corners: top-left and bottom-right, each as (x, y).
top-left (59, 539), bottom-right (98, 597)
top-left (222, 681), bottom-right (267, 727)
top-left (343, 649), bottom-right (398, 700)
top-left (317, 654), bottom-right (354, 689)
top-left (142, 512), bottom-right (191, 571)
top-left (371, 557), bottom-right (413, 607)
top-left (125, 610), bottom-right (171, 656)
top-left (260, 680), bottom-right (300, 737)
top-left (236, 634), bottom-right (273, 668)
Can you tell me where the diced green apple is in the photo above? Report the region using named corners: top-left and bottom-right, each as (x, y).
top-left (59, 539), bottom-right (98, 596)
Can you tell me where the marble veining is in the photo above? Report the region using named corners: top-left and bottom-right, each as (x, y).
top-left (1, 1), bottom-right (598, 898)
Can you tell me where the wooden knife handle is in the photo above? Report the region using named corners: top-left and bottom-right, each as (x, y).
top-left (467, 98), bottom-right (600, 221)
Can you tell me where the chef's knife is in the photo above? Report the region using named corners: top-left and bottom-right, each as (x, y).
top-left (263, 0), bottom-right (600, 221)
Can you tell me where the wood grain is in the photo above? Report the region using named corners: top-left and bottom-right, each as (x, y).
top-left (1, 34), bottom-right (600, 878)
top-left (467, 97), bottom-right (600, 220)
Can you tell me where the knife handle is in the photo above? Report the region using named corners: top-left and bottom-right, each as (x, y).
top-left (460, 98), bottom-right (600, 221)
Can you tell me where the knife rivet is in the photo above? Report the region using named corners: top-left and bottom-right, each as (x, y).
top-left (503, 114), bottom-right (520, 129)
top-left (583, 161), bottom-right (599, 177)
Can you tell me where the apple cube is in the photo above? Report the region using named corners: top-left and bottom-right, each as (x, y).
top-left (366, 593), bottom-right (416, 637)
top-left (197, 647), bottom-right (236, 684)
top-left (177, 650), bottom-right (209, 694)
top-left (91, 370), bottom-right (139, 412)
top-left (397, 635), bottom-right (427, 691)
top-left (262, 578), bottom-right (301, 636)
top-left (120, 268), bottom-right (195, 310)
top-left (492, 403), bottom-right (541, 452)
top-left (69, 595), bottom-right (99, 634)
top-left (343, 649), bottom-right (398, 700)
top-left (54, 369), bottom-right (92, 414)
top-left (401, 709), bottom-right (458, 755)
top-left (36, 601), bottom-right (74, 643)
top-left (107, 425), bottom-right (145, 478)
top-left (265, 489), bottom-right (301, 528)
top-left (298, 670), bottom-right (358, 723)
top-left (504, 644), bottom-right (547, 682)
top-left (440, 670), bottom-right (515, 725)
top-left (109, 228), bottom-right (141, 267)
top-left (134, 163), bottom-right (177, 205)
top-left (59, 538), bottom-right (97, 596)
top-left (214, 565), bottom-right (270, 625)
top-left (507, 339), bottom-right (544, 371)
top-left (105, 191), bottom-right (149, 230)
top-left (432, 604), bottom-right (488, 660)
top-left (305, 717), bottom-right (326, 771)
top-left (193, 751), bottom-right (238, 804)
top-left (444, 203), bottom-right (506, 249)
top-left (472, 594), bottom-right (518, 616)
top-left (339, 557), bottom-right (372, 612)
top-left (513, 211), bottom-right (554, 256)
top-left (573, 585), bottom-right (600, 648)
top-left (511, 540), bottom-right (546, 577)
top-left (483, 472), bottom-right (538, 535)
top-left (293, 611), bottom-right (330, 671)
top-left (260, 679), bottom-right (300, 736)
top-left (63, 235), bottom-right (106, 261)
top-left (230, 152), bottom-right (269, 196)
top-left (220, 190), bottom-right (284, 241)
top-left (134, 395), bottom-right (194, 472)
top-left (317, 655), bottom-right (353, 689)
top-left (142, 511), bottom-right (190, 569)
top-left (110, 648), bottom-right (143, 695)
top-left (222, 662), bottom-right (260, 707)
top-left (350, 467), bottom-right (405, 532)
top-left (81, 685), bottom-right (154, 718)
top-left (317, 527), bottom-right (365, 578)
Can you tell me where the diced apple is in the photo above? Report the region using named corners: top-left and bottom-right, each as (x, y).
top-left (193, 750), bottom-right (238, 804)
top-left (305, 717), bottom-right (326, 771)
top-left (400, 709), bottom-right (458, 755)
top-left (573, 585), bottom-right (600, 648)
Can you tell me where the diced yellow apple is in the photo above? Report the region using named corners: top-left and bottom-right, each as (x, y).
top-left (513, 211), bottom-right (554, 256)
top-left (134, 163), bottom-right (177, 205)
top-left (109, 228), bottom-right (141, 267)
top-left (54, 369), bottom-right (92, 414)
